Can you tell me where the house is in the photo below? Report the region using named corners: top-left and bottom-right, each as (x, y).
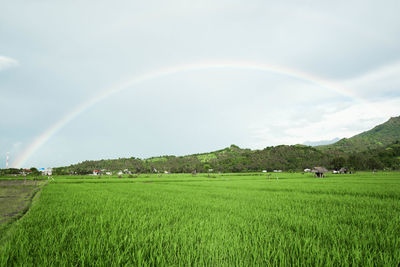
top-left (21, 169), bottom-right (32, 175)
top-left (312, 167), bottom-right (328, 178)
top-left (339, 168), bottom-right (347, 174)
top-left (39, 168), bottom-right (52, 176)
top-left (93, 170), bottom-right (101, 175)
top-left (44, 168), bottom-right (52, 176)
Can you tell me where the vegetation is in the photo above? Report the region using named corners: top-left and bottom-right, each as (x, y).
top-left (0, 167), bottom-right (41, 176)
top-left (52, 141), bottom-right (400, 174)
top-left (48, 116), bottom-right (400, 174)
top-left (1, 173), bottom-right (399, 265)
top-left (318, 116), bottom-right (400, 152)
top-left (1, 118), bottom-right (398, 265)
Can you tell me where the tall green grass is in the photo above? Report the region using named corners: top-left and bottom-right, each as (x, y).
top-left (1, 172), bottom-right (399, 265)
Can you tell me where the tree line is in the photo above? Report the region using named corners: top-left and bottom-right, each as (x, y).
top-left (50, 141), bottom-right (400, 175)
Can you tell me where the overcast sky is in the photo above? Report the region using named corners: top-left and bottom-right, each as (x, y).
top-left (1, 0), bottom-right (400, 168)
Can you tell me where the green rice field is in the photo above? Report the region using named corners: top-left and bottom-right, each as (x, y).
top-left (1, 172), bottom-right (399, 266)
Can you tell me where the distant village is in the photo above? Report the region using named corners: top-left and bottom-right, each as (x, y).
top-left (72, 166), bottom-right (349, 178)
top-left (1, 166), bottom-right (352, 179)
top-left (0, 165), bottom-right (354, 178)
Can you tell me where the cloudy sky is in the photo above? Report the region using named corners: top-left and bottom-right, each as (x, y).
top-left (1, 0), bottom-right (399, 168)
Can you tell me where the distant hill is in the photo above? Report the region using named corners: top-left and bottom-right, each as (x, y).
top-left (303, 137), bottom-right (340, 146)
top-left (54, 144), bottom-right (331, 174)
top-left (317, 116), bottom-right (400, 153)
top-left (52, 116), bottom-right (400, 174)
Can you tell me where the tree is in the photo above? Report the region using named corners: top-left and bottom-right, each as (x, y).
top-left (0, 168), bottom-right (20, 175)
top-left (330, 157), bottom-right (346, 170)
top-left (30, 167), bottom-right (40, 176)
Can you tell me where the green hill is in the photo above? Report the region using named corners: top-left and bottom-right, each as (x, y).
top-left (51, 116), bottom-right (400, 174)
top-left (317, 116), bottom-right (400, 153)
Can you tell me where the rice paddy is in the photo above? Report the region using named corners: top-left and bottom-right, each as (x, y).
top-left (1, 172), bottom-right (399, 266)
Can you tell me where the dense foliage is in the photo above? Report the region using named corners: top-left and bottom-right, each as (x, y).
top-left (53, 141), bottom-right (400, 174)
top-left (0, 167), bottom-right (41, 176)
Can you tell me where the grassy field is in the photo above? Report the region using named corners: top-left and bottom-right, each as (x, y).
top-left (0, 172), bottom-right (399, 265)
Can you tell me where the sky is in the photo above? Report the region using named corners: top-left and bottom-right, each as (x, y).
top-left (1, 0), bottom-right (400, 168)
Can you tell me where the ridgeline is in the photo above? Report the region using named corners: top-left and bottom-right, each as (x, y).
top-left (317, 116), bottom-right (400, 152)
top-left (52, 116), bottom-right (400, 174)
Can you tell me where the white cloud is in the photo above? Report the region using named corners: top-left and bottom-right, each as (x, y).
top-left (0, 55), bottom-right (18, 71)
top-left (247, 97), bottom-right (400, 148)
top-left (341, 60), bottom-right (400, 99)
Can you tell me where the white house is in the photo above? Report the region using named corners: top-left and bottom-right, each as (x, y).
top-left (40, 168), bottom-right (53, 176)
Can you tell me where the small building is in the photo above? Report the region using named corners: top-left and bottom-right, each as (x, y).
top-left (21, 169), bottom-right (32, 175)
top-left (339, 168), bottom-right (347, 174)
top-left (44, 168), bottom-right (52, 176)
top-left (273, 170), bottom-right (282, 173)
top-left (312, 167), bottom-right (328, 178)
top-left (39, 168), bottom-right (53, 176)
top-left (93, 170), bottom-right (101, 175)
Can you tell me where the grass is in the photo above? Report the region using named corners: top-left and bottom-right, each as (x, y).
top-left (0, 172), bottom-right (399, 265)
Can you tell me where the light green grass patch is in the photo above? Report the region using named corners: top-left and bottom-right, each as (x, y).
top-left (197, 153), bottom-right (217, 162)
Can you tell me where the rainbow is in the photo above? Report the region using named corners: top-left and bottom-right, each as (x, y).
top-left (11, 60), bottom-right (364, 168)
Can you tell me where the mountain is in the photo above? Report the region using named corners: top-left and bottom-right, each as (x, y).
top-left (303, 137), bottom-right (340, 147)
top-left (317, 116), bottom-right (400, 153)
top-left (52, 116), bottom-right (400, 174)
